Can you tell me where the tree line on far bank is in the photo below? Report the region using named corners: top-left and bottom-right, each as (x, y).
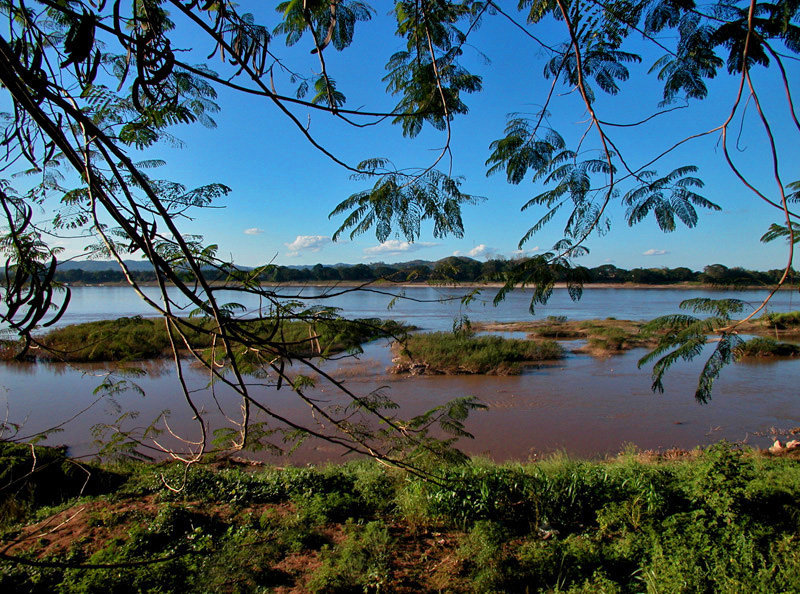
top-left (51, 258), bottom-right (796, 287)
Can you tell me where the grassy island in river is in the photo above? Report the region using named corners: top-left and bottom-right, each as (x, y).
top-left (391, 332), bottom-right (564, 375)
top-left (0, 316), bottom-right (410, 363)
top-left (4, 310), bottom-right (799, 366)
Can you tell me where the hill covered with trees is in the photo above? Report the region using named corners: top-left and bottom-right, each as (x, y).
top-left (51, 258), bottom-right (796, 287)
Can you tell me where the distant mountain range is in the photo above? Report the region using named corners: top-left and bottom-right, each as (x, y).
top-left (58, 259), bottom-right (155, 272)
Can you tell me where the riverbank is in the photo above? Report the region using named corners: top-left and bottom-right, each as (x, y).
top-left (2, 442), bottom-right (800, 592)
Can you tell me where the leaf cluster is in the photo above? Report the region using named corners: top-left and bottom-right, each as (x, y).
top-left (638, 298), bottom-right (747, 402)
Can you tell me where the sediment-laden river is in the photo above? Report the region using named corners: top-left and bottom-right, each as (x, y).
top-left (2, 285), bottom-right (799, 461)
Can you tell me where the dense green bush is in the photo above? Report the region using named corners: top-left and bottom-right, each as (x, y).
top-left (734, 336), bottom-right (800, 358)
top-left (307, 520), bottom-right (393, 593)
top-left (763, 310), bottom-right (800, 329)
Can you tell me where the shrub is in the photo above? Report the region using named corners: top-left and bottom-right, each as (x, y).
top-left (393, 333), bottom-right (564, 375)
top-left (307, 520), bottom-right (393, 593)
top-left (0, 443), bottom-right (123, 527)
top-left (734, 337), bottom-right (800, 358)
top-left (763, 310), bottom-right (800, 329)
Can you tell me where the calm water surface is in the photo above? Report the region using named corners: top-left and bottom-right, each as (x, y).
top-left (2, 285), bottom-right (799, 461)
top-left (54, 284), bottom-right (800, 328)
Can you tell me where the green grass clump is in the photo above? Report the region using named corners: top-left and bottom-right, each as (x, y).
top-left (393, 332), bottom-right (564, 375)
top-left (734, 337), bottom-right (800, 358)
top-left (586, 326), bottom-right (631, 351)
top-left (762, 310), bottom-right (800, 329)
top-left (307, 520), bottom-right (393, 593)
top-left (16, 316), bottom-right (408, 363)
top-left (572, 320), bottom-right (657, 353)
top-left (535, 316), bottom-right (571, 337)
top-left (37, 317), bottom-right (206, 361)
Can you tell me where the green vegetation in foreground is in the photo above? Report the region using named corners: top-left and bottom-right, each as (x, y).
top-left (2, 442), bottom-right (800, 592)
top-left (2, 316), bottom-right (409, 363)
top-left (391, 332), bottom-right (564, 375)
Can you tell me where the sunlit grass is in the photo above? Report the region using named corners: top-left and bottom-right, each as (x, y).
top-left (392, 332), bottom-right (564, 374)
top-left (2, 316), bottom-right (410, 363)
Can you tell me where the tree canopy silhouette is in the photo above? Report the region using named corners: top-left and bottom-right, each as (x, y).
top-left (0, 0), bottom-right (797, 464)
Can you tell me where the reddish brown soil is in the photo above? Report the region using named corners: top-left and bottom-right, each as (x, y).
top-left (2, 496), bottom-right (160, 558)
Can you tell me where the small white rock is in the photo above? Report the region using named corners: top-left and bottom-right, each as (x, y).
top-left (769, 439), bottom-right (785, 453)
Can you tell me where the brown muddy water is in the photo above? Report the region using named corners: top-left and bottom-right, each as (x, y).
top-left (3, 285), bottom-right (800, 461)
top-left (2, 336), bottom-right (798, 463)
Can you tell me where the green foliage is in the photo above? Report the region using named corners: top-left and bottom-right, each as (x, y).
top-left (762, 310), bottom-right (800, 329)
top-left (308, 520), bottom-right (393, 593)
top-left (586, 326), bottom-right (631, 351)
top-left (36, 316), bottom-right (198, 362)
top-left (423, 464), bottom-right (535, 528)
top-left (385, 1), bottom-right (482, 137)
top-left (486, 118), bottom-right (567, 185)
top-left (623, 166), bottom-right (720, 232)
top-left (331, 166), bottom-right (483, 243)
top-left (58, 259), bottom-right (764, 286)
top-left (4, 447), bottom-right (800, 592)
top-left (639, 298), bottom-right (749, 402)
top-left (16, 315), bottom-right (409, 363)
top-left (734, 336), bottom-right (800, 358)
top-left (686, 442), bottom-right (753, 522)
top-left (649, 13), bottom-right (723, 103)
top-left (394, 332), bottom-right (564, 374)
top-left (450, 520), bottom-right (510, 592)
top-left (492, 253), bottom-right (588, 315)
top-left (0, 442), bottom-right (122, 528)
top-left (274, 0), bottom-right (373, 52)
top-left (385, 396), bottom-right (488, 465)
top-left (761, 221), bottom-right (800, 245)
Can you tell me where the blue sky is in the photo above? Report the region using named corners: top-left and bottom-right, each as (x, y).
top-left (45, 4), bottom-right (800, 272)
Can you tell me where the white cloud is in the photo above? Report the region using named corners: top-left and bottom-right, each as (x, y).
top-left (285, 235), bottom-right (332, 257)
top-left (643, 249), bottom-right (669, 256)
top-left (455, 244), bottom-right (497, 260)
top-left (244, 227), bottom-right (264, 235)
top-left (510, 246), bottom-right (540, 258)
top-left (364, 240), bottom-right (437, 255)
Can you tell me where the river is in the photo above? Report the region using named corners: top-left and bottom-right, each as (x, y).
top-left (2, 285), bottom-right (799, 462)
top-left (47, 283), bottom-right (800, 328)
